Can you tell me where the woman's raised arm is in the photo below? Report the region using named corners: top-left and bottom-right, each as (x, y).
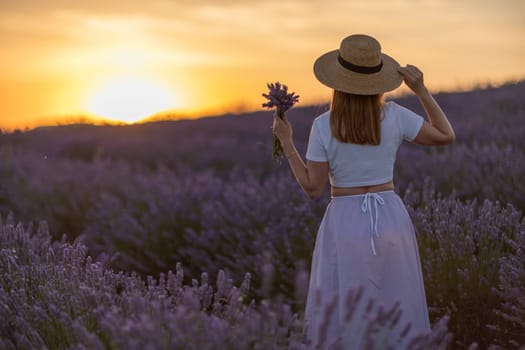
top-left (398, 65), bottom-right (455, 146)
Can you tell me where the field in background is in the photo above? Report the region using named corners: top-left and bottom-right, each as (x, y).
top-left (1, 81), bottom-right (524, 349)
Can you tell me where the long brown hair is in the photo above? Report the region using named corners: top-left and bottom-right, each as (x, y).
top-left (330, 90), bottom-right (383, 145)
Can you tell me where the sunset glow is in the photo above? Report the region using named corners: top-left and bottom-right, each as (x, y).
top-left (87, 77), bottom-right (176, 123)
top-left (0, 0), bottom-right (523, 130)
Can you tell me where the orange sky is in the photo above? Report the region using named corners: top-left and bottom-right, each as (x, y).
top-left (1, 0), bottom-right (524, 130)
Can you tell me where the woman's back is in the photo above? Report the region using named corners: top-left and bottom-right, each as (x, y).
top-left (306, 101), bottom-right (424, 188)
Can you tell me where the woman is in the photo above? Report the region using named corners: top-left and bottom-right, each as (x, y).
top-left (272, 34), bottom-right (455, 348)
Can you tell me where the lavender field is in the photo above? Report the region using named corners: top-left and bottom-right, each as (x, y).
top-left (1, 82), bottom-right (524, 349)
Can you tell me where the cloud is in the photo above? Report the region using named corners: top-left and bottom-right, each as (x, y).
top-left (0, 0), bottom-right (334, 74)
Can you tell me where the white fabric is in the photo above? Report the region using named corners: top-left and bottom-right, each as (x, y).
top-left (361, 192), bottom-right (385, 256)
top-left (304, 191), bottom-right (431, 348)
top-left (305, 101), bottom-right (424, 187)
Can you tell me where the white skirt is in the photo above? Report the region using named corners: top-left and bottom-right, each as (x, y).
top-left (304, 191), bottom-right (431, 349)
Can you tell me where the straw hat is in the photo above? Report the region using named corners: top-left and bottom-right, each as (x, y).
top-left (313, 34), bottom-right (403, 95)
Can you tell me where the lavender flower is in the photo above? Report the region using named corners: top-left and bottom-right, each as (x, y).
top-left (262, 82), bottom-right (300, 113)
top-left (262, 82), bottom-right (300, 161)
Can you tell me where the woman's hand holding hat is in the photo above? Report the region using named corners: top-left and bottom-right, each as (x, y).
top-left (398, 65), bottom-right (428, 96)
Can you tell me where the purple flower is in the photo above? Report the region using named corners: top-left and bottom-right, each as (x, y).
top-left (262, 82), bottom-right (300, 114)
top-left (261, 82), bottom-right (300, 161)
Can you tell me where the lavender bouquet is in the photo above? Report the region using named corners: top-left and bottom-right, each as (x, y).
top-left (262, 82), bottom-right (300, 161)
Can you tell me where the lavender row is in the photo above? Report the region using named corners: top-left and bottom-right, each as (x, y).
top-left (0, 150), bottom-right (326, 297)
top-left (1, 83), bottom-right (523, 210)
top-left (0, 216), bottom-right (455, 349)
top-left (395, 141), bottom-right (525, 210)
top-left (0, 150), bottom-right (523, 347)
top-left (404, 182), bottom-right (524, 347)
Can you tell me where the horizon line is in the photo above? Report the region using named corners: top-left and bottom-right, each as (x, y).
top-left (2, 78), bottom-right (523, 134)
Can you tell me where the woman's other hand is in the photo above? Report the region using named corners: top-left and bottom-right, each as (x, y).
top-left (398, 65), bottom-right (427, 96)
top-left (273, 113), bottom-right (293, 144)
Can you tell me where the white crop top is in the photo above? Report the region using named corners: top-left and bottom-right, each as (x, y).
top-left (305, 101), bottom-right (424, 187)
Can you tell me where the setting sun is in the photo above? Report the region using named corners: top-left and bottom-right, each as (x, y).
top-left (0, 0), bottom-right (523, 130)
top-left (87, 77), bottom-right (176, 124)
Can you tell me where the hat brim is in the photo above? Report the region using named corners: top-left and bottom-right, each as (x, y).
top-left (313, 50), bottom-right (403, 95)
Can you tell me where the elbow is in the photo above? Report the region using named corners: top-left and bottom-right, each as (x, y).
top-left (434, 131), bottom-right (455, 145)
top-left (443, 132), bottom-right (456, 145)
top-left (307, 192), bottom-right (323, 200)
top-left (307, 192), bottom-right (322, 200)
top-left (305, 186), bottom-right (324, 200)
